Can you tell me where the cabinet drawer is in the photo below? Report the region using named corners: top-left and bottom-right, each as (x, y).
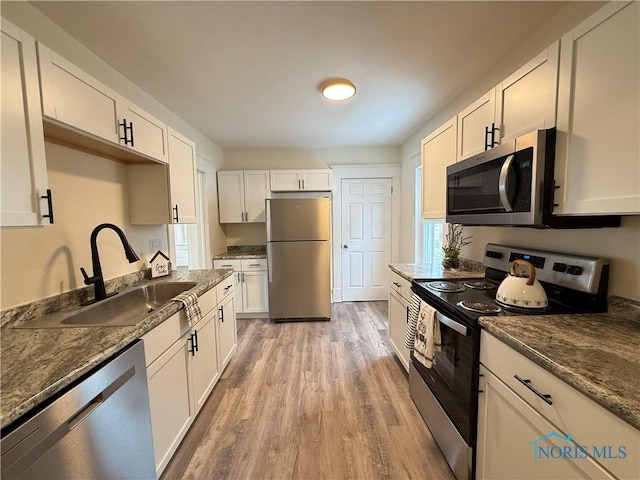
top-left (389, 271), bottom-right (412, 301)
top-left (198, 287), bottom-right (217, 316)
top-left (241, 258), bottom-right (267, 271)
top-left (142, 311), bottom-right (189, 367)
top-left (213, 259), bottom-right (242, 271)
top-left (216, 275), bottom-right (235, 302)
top-left (480, 331), bottom-right (639, 479)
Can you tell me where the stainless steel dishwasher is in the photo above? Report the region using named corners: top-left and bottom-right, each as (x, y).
top-left (1, 340), bottom-right (156, 479)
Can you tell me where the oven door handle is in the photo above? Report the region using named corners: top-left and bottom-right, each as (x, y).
top-left (498, 154), bottom-right (515, 213)
top-left (437, 312), bottom-right (470, 336)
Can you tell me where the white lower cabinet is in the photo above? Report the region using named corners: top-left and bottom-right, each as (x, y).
top-left (387, 270), bottom-right (411, 372)
top-left (477, 331), bottom-right (639, 480)
top-left (142, 282), bottom-right (237, 477)
top-left (214, 258), bottom-right (268, 315)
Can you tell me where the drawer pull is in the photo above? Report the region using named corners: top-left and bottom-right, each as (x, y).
top-left (393, 282), bottom-right (401, 287)
top-left (514, 375), bottom-right (553, 405)
top-left (249, 263), bottom-right (261, 267)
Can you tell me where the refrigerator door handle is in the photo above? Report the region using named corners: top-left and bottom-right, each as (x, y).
top-left (265, 199), bottom-right (271, 242)
top-left (267, 243), bottom-right (273, 283)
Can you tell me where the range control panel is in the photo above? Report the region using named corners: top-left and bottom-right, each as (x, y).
top-left (484, 243), bottom-right (610, 294)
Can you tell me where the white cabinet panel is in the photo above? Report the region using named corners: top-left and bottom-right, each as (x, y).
top-left (217, 171), bottom-right (269, 223)
top-left (1, 20), bottom-right (49, 227)
top-left (242, 271), bottom-right (269, 314)
top-left (38, 43), bottom-right (121, 145)
top-left (388, 289), bottom-right (410, 372)
top-left (119, 100), bottom-right (168, 163)
top-left (190, 312), bottom-right (220, 412)
top-left (496, 41), bottom-right (559, 143)
top-left (270, 169), bottom-right (332, 191)
top-left (555, 1), bottom-right (640, 215)
top-left (457, 90), bottom-right (496, 160)
top-left (167, 127), bottom-right (197, 224)
top-left (421, 116), bottom-right (457, 219)
top-left (217, 292), bottom-right (237, 370)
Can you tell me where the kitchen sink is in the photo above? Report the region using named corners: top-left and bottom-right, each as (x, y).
top-left (18, 282), bottom-right (197, 328)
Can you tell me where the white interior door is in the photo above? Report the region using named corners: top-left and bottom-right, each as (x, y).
top-left (341, 178), bottom-right (392, 301)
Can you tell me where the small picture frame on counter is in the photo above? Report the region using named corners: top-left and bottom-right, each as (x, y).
top-left (150, 251), bottom-right (170, 278)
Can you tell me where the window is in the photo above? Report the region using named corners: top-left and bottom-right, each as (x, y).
top-left (415, 166), bottom-right (444, 264)
top-left (172, 169), bottom-right (210, 269)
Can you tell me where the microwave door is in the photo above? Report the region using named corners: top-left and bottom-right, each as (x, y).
top-left (498, 154), bottom-right (516, 212)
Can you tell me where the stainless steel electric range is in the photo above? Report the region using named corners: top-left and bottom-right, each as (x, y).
top-left (409, 243), bottom-right (610, 480)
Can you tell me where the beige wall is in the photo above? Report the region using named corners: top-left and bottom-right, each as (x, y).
top-left (398, 1), bottom-right (640, 301)
top-left (1, 143), bottom-right (166, 308)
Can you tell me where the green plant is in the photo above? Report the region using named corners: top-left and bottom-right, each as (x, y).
top-left (442, 224), bottom-right (472, 258)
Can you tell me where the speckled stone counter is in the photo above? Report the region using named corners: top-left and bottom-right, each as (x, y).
top-left (0, 268), bottom-right (233, 430)
top-left (213, 245), bottom-right (266, 260)
top-left (479, 301), bottom-right (640, 430)
top-left (389, 260), bottom-right (484, 282)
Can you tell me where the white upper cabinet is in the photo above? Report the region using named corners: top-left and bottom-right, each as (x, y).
top-left (555, 1), bottom-right (640, 215)
top-left (37, 43), bottom-right (168, 164)
top-left (128, 128), bottom-right (197, 224)
top-left (118, 99), bottom-right (169, 163)
top-left (457, 89), bottom-right (496, 161)
top-left (167, 128), bottom-right (197, 224)
top-left (38, 43), bottom-right (121, 144)
top-left (217, 171), bottom-right (270, 223)
top-left (495, 41), bottom-right (559, 143)
top-left (270, 169), bottom-right (332, 191)
top-left (421, 116), bottom-right (457, 219)
top-left (1, 19), bottom-right (50, 227)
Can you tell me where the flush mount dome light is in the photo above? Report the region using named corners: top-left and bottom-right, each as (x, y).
top-left (321, 80), bottom-right (356, 101)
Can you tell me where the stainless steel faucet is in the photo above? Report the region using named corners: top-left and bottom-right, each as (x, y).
top-left (80, 223), bottom-right (140, 305)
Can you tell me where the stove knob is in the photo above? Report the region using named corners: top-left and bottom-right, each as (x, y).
top-left (552, 262), bottom-right (567, 273)
top-left (567, 265), bottom-right (583, 276)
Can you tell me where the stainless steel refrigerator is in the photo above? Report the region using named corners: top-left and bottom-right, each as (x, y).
top-left (266, 197), bottom-right (331, 321)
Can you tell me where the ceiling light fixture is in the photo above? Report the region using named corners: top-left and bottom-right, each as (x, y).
top-left (321, 80), bottom-right (356, 101)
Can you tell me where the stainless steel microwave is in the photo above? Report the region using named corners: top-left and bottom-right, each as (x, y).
top-left (445, 128), bottom-right (620, 228)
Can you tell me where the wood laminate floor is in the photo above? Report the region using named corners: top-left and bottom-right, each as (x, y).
top-left (161, 301), bottom-right (454, 480)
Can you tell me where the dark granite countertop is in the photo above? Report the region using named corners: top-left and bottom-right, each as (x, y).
top-left (0, 268), bottom-right (232, 430)
top-left (479, 300), bottom-right (640, 430)
top-left (389, 261), bottom-right (485, 282)
top-left (213, 245), bottom-right (266, 260)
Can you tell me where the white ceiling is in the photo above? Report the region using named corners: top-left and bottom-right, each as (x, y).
top-left (31, 1), bottom-right (568, 149)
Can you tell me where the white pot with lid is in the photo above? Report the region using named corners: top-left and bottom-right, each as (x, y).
top-left (496, 259), bottom-right (548, 310)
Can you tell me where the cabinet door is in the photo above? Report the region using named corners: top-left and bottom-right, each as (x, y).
top-left (496, 41), bottom-right (559, 143)
top-left (119, 100), bottom-right (168, 163)
top-left (1, 20), bottom-right (49, 227)
top-left (555, 1), bottom-right (640, 215)
top-left (388, 289), bottom-right (410, 372)
top-left (37, 43), bottom-right (121, 145)
top-left (190, 312), bottom-right (220, 413)
top-left (217, 294), bottom-right (237, 370)
top-left (147, 335), bottom-right (193, 477)
top-left (302, 169), bottom-right (332, 191)
top-left (244, 171), bottom-right (270, 221)
top-left (457, 89), bottom-right (496, 160)
top-left (270, 170), bottom-right (301, 191)
top-left (421, 116), bottom-right (457, 219)
top-left (242, 271), bottom-right (269, 314)
top-left (168, 127), bottom-right (197, 223)
top-left (476, 366), bottom-right (614, 480)
top-left (217, 171), bottom-right (246, 223)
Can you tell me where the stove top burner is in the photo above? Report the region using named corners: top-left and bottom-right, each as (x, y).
top-left (425, 281), bottom-right (466, 293)
top-left (463, 279), bottom-right (496, 290)
top-left (457, 300), bottom-right (502, 314)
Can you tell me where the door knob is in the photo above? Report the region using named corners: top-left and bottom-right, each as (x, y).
top-left (343, 244), bottom-right (348, 249)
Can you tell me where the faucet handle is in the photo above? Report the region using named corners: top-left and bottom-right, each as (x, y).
top-left (80, 267), bottom-right (98, 286)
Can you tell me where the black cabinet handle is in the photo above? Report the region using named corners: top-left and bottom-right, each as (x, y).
top-left (405, 305), bottom-right (410, 324)
top-left (173, 205), bottom-right (179, 223)
top-left (224, 284), bottom-right (232, 291)
top-left (41, 189), bottom-right (54, 224)
top-left (490, 122), bottom-right (499, 147)
top-left (514, 375), bottom-right (553, 405)
top-left (193, 330), bottom-right (198, 353)
top-left (484, 125), bottom-right (491, 151)
top-left (119, 119), bottom-right (134, 146)
top-left (188, 333), bottom-right (196, 356)
top-left (393, 282), bottom-right (401, 287)
top-left (219, 306), bottom-right (224, 323)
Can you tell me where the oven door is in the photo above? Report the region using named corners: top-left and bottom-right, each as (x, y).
top-left (411, 309), bottom-right (479, 445)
